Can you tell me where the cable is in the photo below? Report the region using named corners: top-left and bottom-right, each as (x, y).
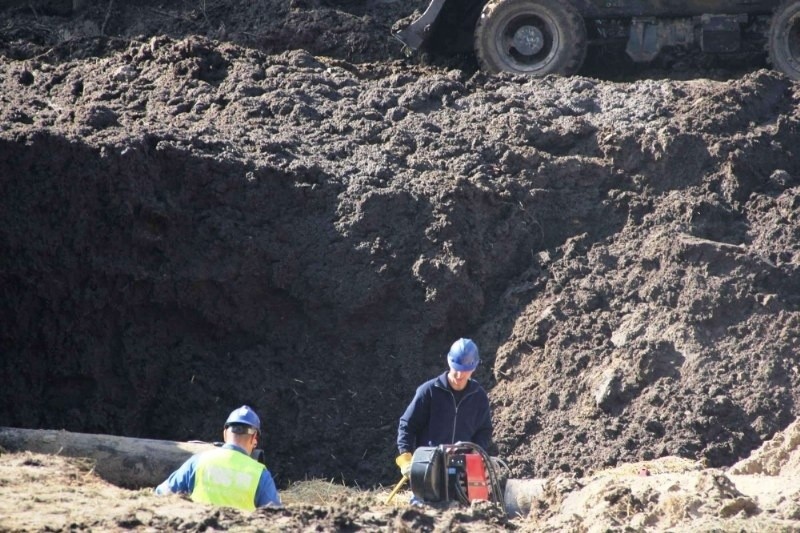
top-left (453, 471), bottom-right (470, 504)
top-left (454, 441), bottom-right (506, 512)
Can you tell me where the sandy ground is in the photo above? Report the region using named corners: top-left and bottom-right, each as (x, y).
top-left (3, 421), bottom-right (800, 530)
top-left (0, 447), bottom-right (511, 532)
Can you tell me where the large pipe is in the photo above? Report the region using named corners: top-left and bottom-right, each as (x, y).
top-left (0, 426), bottom-right (216, 488)
top-left (503, 478), bottom-right (545, 517)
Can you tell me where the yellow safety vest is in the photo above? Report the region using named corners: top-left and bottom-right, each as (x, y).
top-left (191, 447), bottom-right (264, 511)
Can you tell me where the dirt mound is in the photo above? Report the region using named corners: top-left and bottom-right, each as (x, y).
top-left (730, 419), bottom-right (800, 476)
top-left (526, 422), bottom-right (800, 530)
top-left (1, 1), bottom-right (800, 530)
top-left (528, 466), bottom-right (800, 531)
top-left (0, 0), bottom-right (423, 64)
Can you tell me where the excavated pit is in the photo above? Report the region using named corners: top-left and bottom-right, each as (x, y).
top-left (0, 105), bottom-right (621, 486)
top-left (2, 3), bottom-right (800, 497)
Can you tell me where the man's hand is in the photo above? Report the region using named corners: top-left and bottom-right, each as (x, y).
top-left (395, 452), bottom-right (413, 477)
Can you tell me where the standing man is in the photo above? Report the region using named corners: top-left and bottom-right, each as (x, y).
top-left (396, 338), bottom-right (493, 475)
top-left (155, 405), bottom-right (281, 511)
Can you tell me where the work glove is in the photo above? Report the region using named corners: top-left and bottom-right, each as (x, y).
top-left (396, 452), bottom-right (413, 477)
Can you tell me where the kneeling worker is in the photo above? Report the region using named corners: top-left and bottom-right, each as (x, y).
top-left (155, 405), bottom-right (281, 510)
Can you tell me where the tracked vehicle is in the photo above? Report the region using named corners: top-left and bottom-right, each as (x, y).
top-left (393, 0), bottom-right (800, 79)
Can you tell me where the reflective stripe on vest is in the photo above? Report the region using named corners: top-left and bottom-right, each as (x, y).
top-left (191, 447), bottom-right (264, 511)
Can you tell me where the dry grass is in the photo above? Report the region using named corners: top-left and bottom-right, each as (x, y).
top-left (280, 478), bottom-right (412, 508)
top-left (652, 494), bottom-right (692, 528)
top-left (280, 478), bottom-right (361, 506)
top-left (591, 456), bottom-right (703, 479)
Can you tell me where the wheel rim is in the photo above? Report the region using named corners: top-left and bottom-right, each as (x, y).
top-left (511, 25), bottom-right (545, 56)
top-left (494, 11), bottom-right (559, 73)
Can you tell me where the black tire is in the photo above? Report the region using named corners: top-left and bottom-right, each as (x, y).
top-left (474, 0), bottom-right (586, 76)
top-left (768, 0), bottom-right (800, 80)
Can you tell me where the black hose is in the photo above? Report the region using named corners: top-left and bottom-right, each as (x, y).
top-left (452, 442), bottom-right (506, 513)
top-left (453, 471), bottom-right (470, 504)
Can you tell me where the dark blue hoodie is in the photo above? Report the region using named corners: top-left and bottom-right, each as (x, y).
top-left (397, 372), bottom-right (492, 454)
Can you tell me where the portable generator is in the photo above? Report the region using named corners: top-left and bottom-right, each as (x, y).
top-left (409, 442), bottom-right (504, 507)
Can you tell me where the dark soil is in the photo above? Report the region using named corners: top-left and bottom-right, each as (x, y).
top-left (1, 0), bottom-right (799, 510)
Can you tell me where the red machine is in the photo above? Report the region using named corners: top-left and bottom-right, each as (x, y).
top-left (464, 452), bottom-right (490, 501)
top-left (408, 442), bottom-right (504, 508)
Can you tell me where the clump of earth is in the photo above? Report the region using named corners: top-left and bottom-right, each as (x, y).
top-left (1, 1), bottom-right (799, 530)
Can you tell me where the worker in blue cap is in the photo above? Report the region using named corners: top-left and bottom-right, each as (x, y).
top-left (396, 338), bottom-right (493, 478)
top-left (155, 405), bottom-right (280, 510)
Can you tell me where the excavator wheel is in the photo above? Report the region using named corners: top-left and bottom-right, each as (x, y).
top-left (768, 0), bottom-right (800, 80)
top-left (474, 0), bottom-right (586, 76)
